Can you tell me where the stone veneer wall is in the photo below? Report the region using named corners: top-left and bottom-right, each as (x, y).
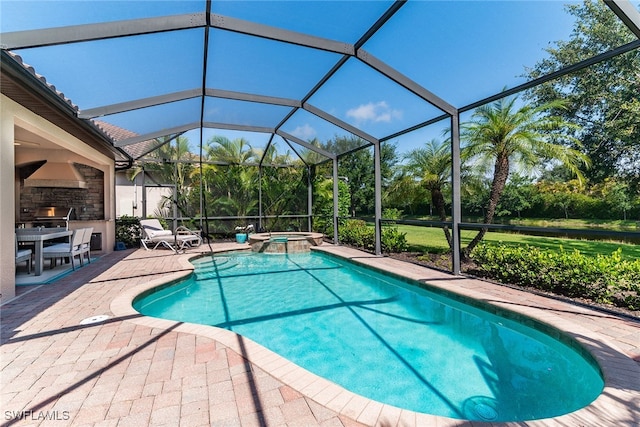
top-left (251, 239), bottom-right (311, 253)
top-left (20, 163), bottom-right (104, 221)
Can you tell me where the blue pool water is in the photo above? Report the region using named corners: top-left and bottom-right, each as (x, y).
top-left (133, 251), bottom-right (604, 421)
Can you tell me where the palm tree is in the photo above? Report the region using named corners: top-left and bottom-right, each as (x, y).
top-left (461, 96), bottom-right (590, 256)
top-left (404, 139), bottom-right (453, 248)
top-left (206, 136), bottom-right (256, 165)
top-left (259, 143), bottom-right (307, 230)
top-left (383, 172), bottom-right (428, 216)
top-left (130, 135), bottom-right (196, 218)
top-left (204, 136), bottom-right (259, 218)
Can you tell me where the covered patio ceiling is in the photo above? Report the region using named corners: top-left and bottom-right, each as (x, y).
top-left (2, 0), bottom-right (638, 167)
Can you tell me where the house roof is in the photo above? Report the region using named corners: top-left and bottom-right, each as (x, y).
top-left (93, 120), bottom-right (161, 161)
top-left (4, 51), bottom-right (78, 111)
top-left (1, 50), bottom-right (131, 165)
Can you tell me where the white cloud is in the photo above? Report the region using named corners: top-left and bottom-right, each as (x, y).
top-left (346, 101), bottom-right (402, 124)
top-left (290, 123), bottom-right (316, 140)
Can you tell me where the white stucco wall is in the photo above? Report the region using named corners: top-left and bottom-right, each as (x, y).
top-left (115, 171), bottom-right (173, 219)
top-left (1, 96), bottom-right (17, 302)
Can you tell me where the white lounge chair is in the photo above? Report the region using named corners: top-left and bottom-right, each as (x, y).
top-left (140, 219), bottom-right (202, 253)
top-left (16, 235), bottom-right (32, 274)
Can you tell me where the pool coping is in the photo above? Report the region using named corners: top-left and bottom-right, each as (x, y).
top-left (248, 231), bottom-right (324, 253)
top-left (248, 231), bottom-right (324, 243)
top-left (110, 245), bottom-right (640, 427)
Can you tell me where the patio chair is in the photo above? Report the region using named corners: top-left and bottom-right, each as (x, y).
top-left (79, 227), bottom-right (94, 265)
top-left (140, 219), bottom-right (202, 253)
top-left (43, 228), bottom-right (84, 270)
top-left (16, 235), bottom-right (32, 274)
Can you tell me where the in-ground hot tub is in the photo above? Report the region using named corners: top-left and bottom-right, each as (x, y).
top-left (248, 232), bottom-right (323, 253)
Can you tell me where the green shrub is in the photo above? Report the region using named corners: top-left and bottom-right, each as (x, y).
top-left (382, 226), bottom-right (408, 253)
top-left (339, 219), bottom-right (407, 254)
top-left (382, 208), bottom-right (403, 221)
top-left (115, 215), bottom-right (141, 248)
top-left (471, 243), bottom-right (640, 310)
top-left (340, 220), bottom-right (374, 250)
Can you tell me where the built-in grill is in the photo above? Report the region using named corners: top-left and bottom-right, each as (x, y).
top-left (34, 207), bottom-right (74, 229)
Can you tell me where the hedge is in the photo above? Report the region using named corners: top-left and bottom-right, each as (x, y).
top-left (471, 243), bottom-right (640, 311)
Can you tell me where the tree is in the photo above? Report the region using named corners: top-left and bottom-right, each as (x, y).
top-left (544, 179), bottom-right (586, 219)
top-left (496, 174), bottom-right (534, 218)
top-left (317, 136), bottom-right (398, 217)
top-left (524, 0), bottom-right (639, 184)
top-left (259, 144), bottom-right (307, 230)
top-left (312, 175), bottom-right (350, 236)
top-left (601, 178), bottom-right (634, 220)
top-left (340, 147), bottom-right (374, 217)
top-left (461, 175), bottom-right (491, 218)
top-left (461, 96), bottom-right (590, 256)
top-left (204, 136), bottom-right (259, 218)
top-left (131, 135), bottom-right (197, 218)
top-left (403, 139), bottom-right (453, 248)
top-left (383, 172), bottom-right (429, 216)
top-left (206, 135), bottom-right (257, 165)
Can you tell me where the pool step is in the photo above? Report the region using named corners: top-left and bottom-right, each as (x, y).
top-left (196, 258), bottom-right (239, 273)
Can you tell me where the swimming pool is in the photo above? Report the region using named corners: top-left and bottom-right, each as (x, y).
top-left (133, 251), bottom-right (604, 421)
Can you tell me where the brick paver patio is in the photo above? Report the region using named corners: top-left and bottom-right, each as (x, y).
top-left (2, 243), bottom-right (639, 426)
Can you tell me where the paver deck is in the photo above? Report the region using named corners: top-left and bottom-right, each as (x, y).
top-left (2, 243), bottom-right (639, 426)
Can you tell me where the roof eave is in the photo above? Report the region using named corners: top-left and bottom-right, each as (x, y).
top-left (1, 50), bottom-right (132, 166)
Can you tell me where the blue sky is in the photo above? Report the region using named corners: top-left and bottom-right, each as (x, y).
top-left (2, 1), bottom-right (635, 160)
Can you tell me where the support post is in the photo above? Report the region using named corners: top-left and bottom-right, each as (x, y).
top-left (333, 157), bottom-right (339, 245)
top-left (141, 169), bottom-right (147, 218)
top-left (172, 183), bottom-right (178, 231)
top-left (451, 113), bottom-right (461, 275)
top-left (258, 166), bottom-right (263, 231)
top-left (307, 166), bottom-right (313, 232)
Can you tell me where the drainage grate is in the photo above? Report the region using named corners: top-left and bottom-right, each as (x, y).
top-left (80, 315), bottom-right (110, 325)
top-left (474, 402), bottom-right (498, 420)
top-left (462, 396), bottom-right (500, 421)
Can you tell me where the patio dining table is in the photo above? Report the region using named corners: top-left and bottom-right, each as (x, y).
top-left (16, 228), bottom-right (73, 276)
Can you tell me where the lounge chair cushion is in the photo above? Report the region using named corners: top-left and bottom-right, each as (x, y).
top-left (147, 230), bottom-right (173, 238)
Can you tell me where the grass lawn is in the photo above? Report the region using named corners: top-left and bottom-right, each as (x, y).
top-left (395, 224), bottom-right (640, 260)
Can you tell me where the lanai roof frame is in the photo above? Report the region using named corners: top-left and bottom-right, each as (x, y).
top-left (2, 0), bottom-right (639, 272)
top-left (1, 1), bottom-right (458, 162)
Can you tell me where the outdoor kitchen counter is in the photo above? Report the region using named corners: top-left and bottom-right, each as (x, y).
top-left (16, 228), bottom-right (72, 276)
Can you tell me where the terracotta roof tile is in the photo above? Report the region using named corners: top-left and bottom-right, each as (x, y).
top-left (93, 120), bottom-right (158, 160)
top-left (7, 51), bottom-right (168, 162)
top-left (5, 51), bottom-right (78, 111)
